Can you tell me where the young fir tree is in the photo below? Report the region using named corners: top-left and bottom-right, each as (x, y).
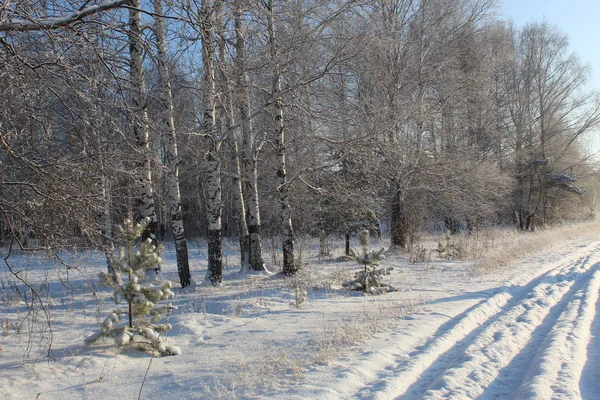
top-left (85, 218), bottom-right (181, 356)
top-left (344, 230), bottom-right (395, 295)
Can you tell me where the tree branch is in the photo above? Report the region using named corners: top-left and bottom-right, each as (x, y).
top-left (0, 0), bottom-right (131, 32)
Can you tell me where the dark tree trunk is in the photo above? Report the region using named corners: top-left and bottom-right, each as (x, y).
top-left (207, 227), bottom-right (222, 284)
top-left (345, 233), bottom-right (350, 256)
top-left (390, 189), bottom-right (409, 249)
top-left (526, 214), bottom-right (535, 231)
top-left (175, 231), bottom-right (191, 287)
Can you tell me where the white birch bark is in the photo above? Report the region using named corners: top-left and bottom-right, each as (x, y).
top-left (267, 0), bottom-right (296, 275)
top-left (128, 0), bottom-right (159, 251)
top-left (230, 122), bottom-right (250, 271)
top-left (153, 0), bottom-right (191, 287)
top-left (88, 76), bottom-right (117, 282)
top-left (235, 0), bottom-right (265, 272)
top-left (201, 1), bottom-right (223, 285)
top-left (218, 4), bottom-right (250, 272)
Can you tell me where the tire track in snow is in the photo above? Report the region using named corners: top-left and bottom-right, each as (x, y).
top-left (353, 249), bottom-right (594, 400)
top-left (363, 289), bottom-right (513, 399)
top-left (283, 242), bottom-right (600, 400)
top-left (578, 271), bottom-right (600, 400)
top-left (414, 251), bottom-right (600, 399)
top-left (510, 269), bottom-right (600, 399)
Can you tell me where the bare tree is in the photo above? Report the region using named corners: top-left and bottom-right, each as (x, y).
top-left (0, 0), bottom-right (133, 360)
top-left (216, 1), bottom-right (250, 271)
top-left (153, 0), bottom-right (191, 287)
top-left (128, 0), bottom-right (160, 247)
top-left (266, 0), bottom-right (297, 275)
top-left (234, 0), bottom-right (267, 272)
top-left (504, 22), bottom-right (600, 230)
top-left (199, 0), bottom-right (224, 285)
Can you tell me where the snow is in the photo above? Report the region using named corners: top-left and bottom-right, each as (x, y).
top-left (2, 224), bottom-right (600, 399)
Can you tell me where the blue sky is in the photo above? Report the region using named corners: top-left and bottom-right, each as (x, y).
top-left (499, 0), bottom-right (600, 91)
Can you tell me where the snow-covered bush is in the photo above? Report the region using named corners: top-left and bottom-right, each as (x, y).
top-left (86, 218), bottom-right (180, 356)
top-left (344, 230), bottom-right (395, 295)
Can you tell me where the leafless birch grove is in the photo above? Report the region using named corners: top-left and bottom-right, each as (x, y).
top-left (2, 0), bottom-right (600, 284)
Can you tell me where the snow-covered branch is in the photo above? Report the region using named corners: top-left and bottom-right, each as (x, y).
top-left (0, 0), bottom-right (130, 32)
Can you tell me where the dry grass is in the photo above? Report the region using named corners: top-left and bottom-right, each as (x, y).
top-left (312, 319), bottom-right (371, 364)
top-left (232, 346), bottom-right (305, 385)
top-left (414, 220), bottom-right (600, 275)
top-left (312, 298), bottom-right (422, 365)
top-left (467, 220), bottom-right (600, 274)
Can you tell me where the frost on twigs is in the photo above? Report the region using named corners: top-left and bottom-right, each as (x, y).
top-left (86, 218), bottom-right (180, 356)
top-left (344, 230), bottom-right (395, 295)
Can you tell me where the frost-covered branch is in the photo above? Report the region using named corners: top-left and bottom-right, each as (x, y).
top-left (0, 0), bottom-right (130, 32)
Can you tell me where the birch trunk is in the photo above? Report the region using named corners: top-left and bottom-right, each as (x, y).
top-left (267, 0), bottom-right (296, 276)
top-left (216, 2), bottom-right (249, 271)
top-left (235, 0), bottom-right (265, 271)
top-left (128, 0), bottom-right (160, 250)
top-left (231, 127), bottom-right (250, 271)
top-left (89, 76), bottom-right (117, 282)
top-left (95, 134), bottom-right (117, 282)
top-left (201, 2), bottom-right (223, 285)
top-left (154, 0), bottom-right (191, 287)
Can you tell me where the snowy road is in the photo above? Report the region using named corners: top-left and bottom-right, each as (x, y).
top-left (291, 242), bottom-right (600, 399)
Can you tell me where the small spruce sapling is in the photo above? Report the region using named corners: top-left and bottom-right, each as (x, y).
top-left (86, 218), bottom-right (181, 356)
top-left (344, 230), bottom-right (395, 295)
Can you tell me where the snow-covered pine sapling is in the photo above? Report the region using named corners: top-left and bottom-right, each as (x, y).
top-left (353, 230), bottom-right (385, 273)
top-left (437, 230), bottom-right (465, 260)
top-left (291, 286), bottom-right (307, 308)
top-left (344, 230), bottom-right (395, 295)
top-left (87, 218), bottom-right (181, 356)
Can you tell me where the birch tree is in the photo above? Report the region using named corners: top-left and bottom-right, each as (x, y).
top-left (234, 0), bottom-right (267, 272)
top-left (216, 2), bottom-right (250, 271)
top-left (153, 0), bottom-right (191, 287)
top-left (128, 0), bottom-right (160, 249)
top-left (199, 1), bottom-right (223, 284)
top-left (266, 0), bottom-right (297, 275)
top-left (0, 1), bottom-right (132, 357)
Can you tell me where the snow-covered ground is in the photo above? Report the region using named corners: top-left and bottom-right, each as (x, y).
top-left (2, 222), bottom-right (600, 399)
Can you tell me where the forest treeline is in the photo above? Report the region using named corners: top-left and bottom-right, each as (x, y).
top-left (1, 0), bottom-right (599, 286)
